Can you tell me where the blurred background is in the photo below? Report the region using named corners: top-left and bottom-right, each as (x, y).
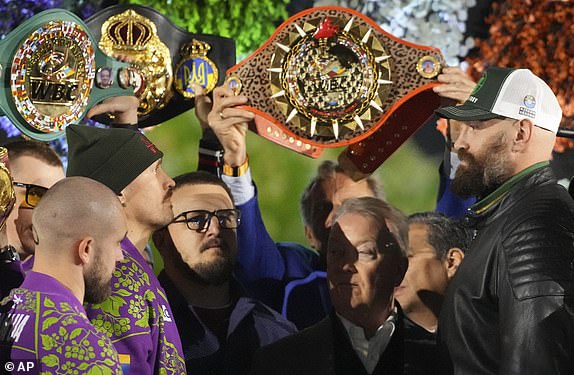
top-left (1, 0), bottom-right (573, 265)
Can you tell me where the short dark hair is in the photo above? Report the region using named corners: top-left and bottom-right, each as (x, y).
top-left (173, 171), bottom-right (234, 205)
top-left (153, 171), bottom-right (234, 255)
top-left (299, 160), bottom-right (383, 228)
top-left (5, 140), bottom-right (63, 168)
top-left (408, 212), bottom-right (471, 259)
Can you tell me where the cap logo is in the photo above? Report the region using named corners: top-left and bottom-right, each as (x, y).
top-left (139, 134), bottom-right (158, 154)
top-left (523, 95), bottom-right (536, 109)
top-left (518, 107), bottom-right (536, 119)
top-left (471, 73), bottom-right (487, 96)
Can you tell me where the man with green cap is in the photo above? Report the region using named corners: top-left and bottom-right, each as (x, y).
top-left (66, 123), bottom-right (186, 374)
top-left (435, 67), bottom-right (574, 374)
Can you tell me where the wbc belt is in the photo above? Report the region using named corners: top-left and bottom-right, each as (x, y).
top-left (0, 9), bottom-right (133, 141)
top-left (226, 6), bottom-right (445, 173)
top-left (86, 5), bottom-right (236, 128)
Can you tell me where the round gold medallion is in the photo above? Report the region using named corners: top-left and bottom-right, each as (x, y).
top-left (10, 20), bottom-right (95, 134)
top-left (416, 55), bottom-right (441, 79)
top-left (268, 16), bottom-right (393, 141)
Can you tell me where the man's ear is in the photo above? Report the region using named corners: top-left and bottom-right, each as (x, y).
top-left (444, 247), bottom-right (464, 280)
top-left (117, 191), bottom-right (127, 207)
top-left (512, 119), bottom-right (533, 151)
top-left (304, 225), bottom-right (319, 250)
top-left (77, 236), bottom-right (94, 266)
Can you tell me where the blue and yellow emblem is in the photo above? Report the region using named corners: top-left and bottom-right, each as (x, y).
top-left (174, 39), bottom-right (218, 99)
top-left (118, 353), bottom-right (131, 373)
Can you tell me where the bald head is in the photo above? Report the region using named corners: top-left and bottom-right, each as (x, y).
top-left (33, 177), bottom-right (124, 251)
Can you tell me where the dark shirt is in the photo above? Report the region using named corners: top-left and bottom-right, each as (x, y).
top-left (159, 271), bottom-right (297, 375)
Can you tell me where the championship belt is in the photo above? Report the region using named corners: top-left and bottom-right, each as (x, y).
top-left (0, 148), bottom-right (15, 230)
top-left (0, 9), bottom-right (133, 141)
top-left (86, 5), bottom-right (236, 128)
top-left (226, 7), bottom-right (445, 173)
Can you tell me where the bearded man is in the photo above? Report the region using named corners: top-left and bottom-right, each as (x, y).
top-left (1, 177), bottom-right (126, 373)
top-left (435, 67), bottom-right (574, 374)
top-left (152, 171), bottom-right (296, 375)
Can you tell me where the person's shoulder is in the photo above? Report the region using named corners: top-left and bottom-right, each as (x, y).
top-left (277, 242), bottom-right (321, 275)
top-left (263, 316), bottom-right (330, 350)
top-left (248, 298), bottom-right (298, 331)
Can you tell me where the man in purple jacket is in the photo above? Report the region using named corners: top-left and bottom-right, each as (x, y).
top-left (66, 115), bottom-right (186, 373)
top-left (2, 177), bottom-right (125, 374)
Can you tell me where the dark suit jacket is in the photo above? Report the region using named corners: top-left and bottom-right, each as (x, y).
top-left (250, 310), bottom-right (404, 375)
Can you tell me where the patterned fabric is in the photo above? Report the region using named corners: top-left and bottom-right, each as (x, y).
top-left (85, 237), bottom-right (186, 375)
top-left (3, 271), bottom-right (122, 375)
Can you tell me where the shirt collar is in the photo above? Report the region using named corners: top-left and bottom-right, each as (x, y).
top-left (470, 161), bottom-right (549, 215)
top-left (20, 271), bottom-right (84, 310)
top-left (337, 309), bottom-right (397, 373)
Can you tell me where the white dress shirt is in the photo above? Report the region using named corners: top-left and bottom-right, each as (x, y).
top-left (337, 311), bottom-right (397, 374)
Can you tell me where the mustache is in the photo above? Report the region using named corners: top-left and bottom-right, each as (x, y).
top-left (200, 238), bottom-right (227, 253)
top-left (457, 148), bottom-right (473, 162)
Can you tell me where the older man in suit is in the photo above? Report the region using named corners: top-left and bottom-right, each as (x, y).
top-left (250, 196), bottom-right (408, 375)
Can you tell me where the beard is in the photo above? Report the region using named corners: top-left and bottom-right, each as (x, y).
top-left (175, 238), bottom-right (234, 286)
top-left (84, 251), bottom-right (113, 304)
top-left (452, 131), bottom-right (513, 199)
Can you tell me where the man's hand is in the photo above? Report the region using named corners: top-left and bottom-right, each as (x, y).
top-left (433, 66), bottom-right (476, 105)
top-left (86, 96), bottom-right (140, 125)
top-left (192, 83), bottom-right (213, 131)
top-left (206, 86), bottom-right (254, 167)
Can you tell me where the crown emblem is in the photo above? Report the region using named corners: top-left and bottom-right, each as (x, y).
top-left (98, 9), bottom-right (173, 116)
top-left (180, 39), bottom-right (211, 58)
top-left (101, 9), bottom-right (155, 51)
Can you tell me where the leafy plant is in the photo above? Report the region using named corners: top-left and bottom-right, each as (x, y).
top-left (123, 0), bottom-right (289, 56)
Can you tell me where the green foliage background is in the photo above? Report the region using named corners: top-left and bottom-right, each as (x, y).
top-left (119, 0), bottom-right (442, 271)
top-left (145, 111), bottom-right (441, 272)
top-left (123, 0), bottom-right (289, 56)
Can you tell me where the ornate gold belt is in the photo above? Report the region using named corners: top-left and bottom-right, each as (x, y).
top-left (86, 5), bottom-right (236, 128)
top-left (225, 6), bottom-right (445, 172)
top-left (0, 9), bottom-right (133, 140)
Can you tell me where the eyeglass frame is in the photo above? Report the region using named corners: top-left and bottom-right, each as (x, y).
top-left (13, 182), bottom-right (49, 209)
top-left (171, 209), bottom-right (242, 232)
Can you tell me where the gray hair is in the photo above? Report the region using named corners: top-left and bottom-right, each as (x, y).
top-left (332, 196), bottom-right (408, 257)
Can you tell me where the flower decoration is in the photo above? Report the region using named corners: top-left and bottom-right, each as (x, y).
top-left (465, 0), bottom-right (574, 152)
top-left (314, 0), bottom-right (477, 66)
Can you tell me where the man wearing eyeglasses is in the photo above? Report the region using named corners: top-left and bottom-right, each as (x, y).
top-left (0, 141), bottom-right (64, 300)
top-left (4, 140), bottom-right (64, 261)
top-left (152, 171), bottom-right (296, 375)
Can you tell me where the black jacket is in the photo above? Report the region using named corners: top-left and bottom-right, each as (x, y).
top-left (250, 310), bottom-right (404, 375)
top-left (439, 163), bottom-right (574, 374)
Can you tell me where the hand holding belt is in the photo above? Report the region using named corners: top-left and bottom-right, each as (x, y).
top-left (225, 6), bottom-right (445, 172)
top-left (86, 5), bottom-right (236, 128)
top-left (0, 9), bottom-right (134, 141)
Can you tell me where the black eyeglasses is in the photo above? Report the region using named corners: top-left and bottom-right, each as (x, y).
top-left (172, 209), bottom-right (241, 232)
top-left (13, 182), bottom-right (48, 209)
